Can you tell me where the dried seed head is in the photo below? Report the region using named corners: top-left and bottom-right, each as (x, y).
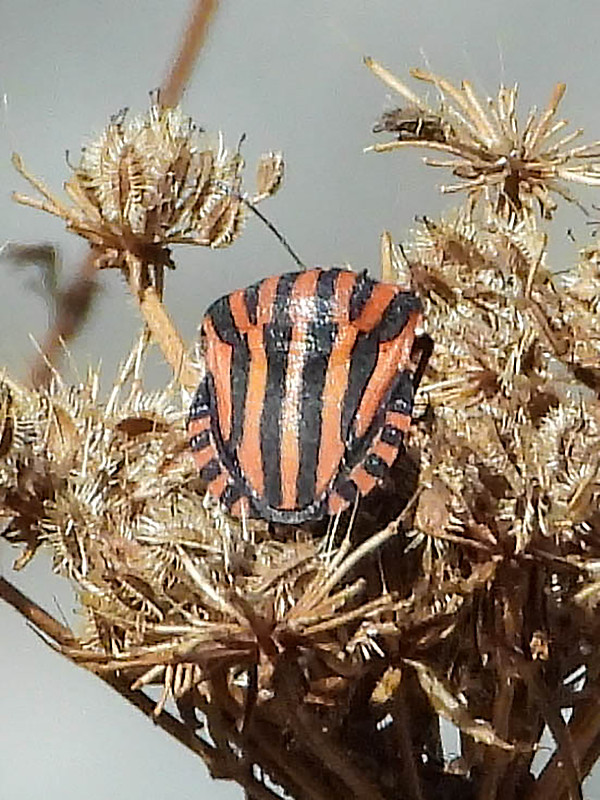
top-left (367, 58), bottom-right (600, 219)
top-left (13, 100), bottom-right (284, 269)
top-left (253, 152), bottom-right (285, 203)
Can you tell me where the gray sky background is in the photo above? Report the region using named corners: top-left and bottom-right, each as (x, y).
top-left (1, 2), bottom-right (600, 798)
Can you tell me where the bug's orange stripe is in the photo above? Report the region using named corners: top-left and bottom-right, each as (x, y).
top-left (229, 288), bottom-right (251, 332)
top-left (237, 276), bottom-right (279, 496)
top-left (192, 444), bottom-right (218, 470)
top-left (188, 416), bottom-right (211, 436)
top-left (280, 270), bottom-right (321, 509)
top-left (371, 438), bottom-right (399, 466)
top-left (353, 283), bottom-right (399, 332)
top-left (354, 310), bottom-right (420, 438)
top-left (349, 465), bottom-right (378, 495)
top-left (207, 471), bottom-right (229, 501)
top-left (385, 410), bottom-right (412, 432)
top-left (315, 270), bottom-right (358, 496)
top-left (204, 316), bottom-right (233, 443)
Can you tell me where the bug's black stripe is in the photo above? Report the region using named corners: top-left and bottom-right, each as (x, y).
top-left (190, 430), bottom-right (210, 451)
top-left (342, 330), bottom-right (380, 465)
top-left (229, 343), bottom-right (250, 451)
top-left (207, 296), bottom-right (250, 452)
top-left (208, 295), bottom-right (240, 345)
top-left (192, 371), bottom-right (247, 498)
top-left (188, 376), bottom-right (211, 421)
top-left (199, 458), bottom-right (221, 482)
top-left (349, 269), bottom-right (375, 322)
top-left (296, 269), bottom-right (337, 509)
top-left (363, 453), bottom-right (388, 479)
top-left (260, 274), bottom-right (295, 508)
top-left (377, 293), bottom-right (421, 342)
top-left (228, 304), bottom-right (251, 452)
top-left (347, 370), bottom-right (414, 467)
top-left (244, 282), bottom-right (260, 327)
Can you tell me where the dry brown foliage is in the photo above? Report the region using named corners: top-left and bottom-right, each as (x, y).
top-left (4, 56), bottom-right (600, 800)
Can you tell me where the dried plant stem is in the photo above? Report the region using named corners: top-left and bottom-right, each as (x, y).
top-left (313, 497), bottom-right (418, 604)
top-left (203, 683), bottom-right (327, 800)
top-left (478, 672), bottom-right (514, 800)
top-left (531, 683), bottom-right (600, 800)
top-left (290, 704), bottom-right (386, 800)
top-left (0, 576), bottom-right (76, 647)
top-left (251, 681), bottom-right (385, 800)
top-left (0, 576), bottom-right (279, 799)
top-left (392, 689), bottom-right (426, 800)
top-left (364, 57), bottom-right (423, 107)
top-left (135, 283), bottom-right (198, 391)
top-left (160, 0), bottom-right (219, 108)
top-left (126, 255), bottom-right (196, 390)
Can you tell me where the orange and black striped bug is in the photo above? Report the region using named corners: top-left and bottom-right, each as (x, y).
top-left (188, 267), bottom-right (430, 524)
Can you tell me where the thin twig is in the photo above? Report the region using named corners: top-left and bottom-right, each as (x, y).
top-left (0, 576), bottom-right (75, 647)
top-left (29, 250), bottom-right (98, 388)
top-left (160, 0), bottom-right (219, 108)
top-left (530, 681), bottom-right (600, 800)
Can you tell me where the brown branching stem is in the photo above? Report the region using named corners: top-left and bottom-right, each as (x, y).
top-left (135, 282), bottom-right (198, 392)
top-left (531, 680), bottom-right (600, 800)
top-left (0, 576), bottom-right (76, 648)
top-left (0, 575), bottom-right (280, 800)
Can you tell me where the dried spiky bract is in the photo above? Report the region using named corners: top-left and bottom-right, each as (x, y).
top-left (12, 100), bottom-right (283, 269)
top-left (254, 151), bottom-right (284, 202)
top-left (367, 58), bottom-right (600, 218)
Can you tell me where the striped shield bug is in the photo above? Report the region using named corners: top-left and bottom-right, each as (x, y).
top-left (188, 268), bottom-right (429, 524)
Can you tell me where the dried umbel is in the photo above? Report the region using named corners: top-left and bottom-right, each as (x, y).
top-left (7, 57), bottom-right (600, 800)
top-left (404, 207), bottom-right (600, 550)
top-left (367, 58), bottom-right (600, 219)
top-left (12, 99), bottom-right (284, 271)
top-left (378, 201), bottom-right (600, 794)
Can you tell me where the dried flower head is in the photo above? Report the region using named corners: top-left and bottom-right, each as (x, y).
top-left (367, 58), bottom-right (600, 219)
top-left (12, 98), bottom-right (283, 271)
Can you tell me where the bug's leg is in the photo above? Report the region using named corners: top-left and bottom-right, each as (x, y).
top-left (410, 333), bottom-right (434, 424)
top-left (327, 371), bottom-right (415, 515)
top-left (411, 333), bottom-right (433, 392)
top-left (220, 481), bottom-right (253, 519)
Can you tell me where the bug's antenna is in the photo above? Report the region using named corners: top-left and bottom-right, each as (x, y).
top-left (240, 196), bottom-right (307, 271)
top-left (215, 138), bottom-right (307, 271)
